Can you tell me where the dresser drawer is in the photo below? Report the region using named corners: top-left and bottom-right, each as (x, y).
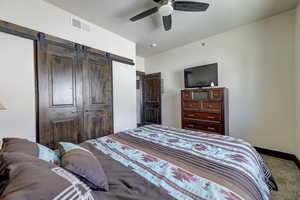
top-left (183, 101), bottom-right (200, 109)
top-left (210, 90), bottom-right (224, 100)
top-left (202, 101), bottom-right (222, 113)
top-left (183, 120), bottom-right (224, 134)
top-left (182, 91), bottom-right (192, 100)
top-left (183, 111), bottom-right (222, 121)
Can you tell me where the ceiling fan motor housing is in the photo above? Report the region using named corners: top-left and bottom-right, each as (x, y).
top-left (159, 2), bottom-right (174, 16)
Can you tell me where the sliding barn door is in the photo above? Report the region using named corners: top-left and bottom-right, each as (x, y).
top-left (37, 37), bottom-right (83, 148)
top-left (143, 73), bottom-right (162, 125)
top-left (81, 49), bottom-right (113, 141)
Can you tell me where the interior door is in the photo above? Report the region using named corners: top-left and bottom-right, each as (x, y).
top-left (82, 49), bottom-right (113, 141)
top-left (143, 72), bottom-right (162, 124)
top-left (37, 37), bottom-right (83, 149)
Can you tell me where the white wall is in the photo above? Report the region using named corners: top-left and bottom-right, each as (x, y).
top-left (0, 0), bottom-right (135, 60)
top-left (0, 32), bottom-right (36, 142)
top-left (0, 0), bottom-right (137, 134)
top-left (113, 61), bottom-right (137, 132)
top-left (136, 56), bottom-right (145, 72)
top-left (295, 3), bottom-right (300, 159)
top-left (145, 10), bottom-right (296, 154)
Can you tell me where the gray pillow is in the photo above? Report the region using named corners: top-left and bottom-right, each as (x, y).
top-left (1, 138), bottom-right (38, 157)
top-left (58, 142), bottom-right (109, 191)
top-left (0, 152), bottom-right (101, 200)
top-left (1, 138), bottom-right (60, 165)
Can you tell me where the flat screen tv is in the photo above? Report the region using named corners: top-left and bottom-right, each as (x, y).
top-left (184, 63), bottom-right (218, 88)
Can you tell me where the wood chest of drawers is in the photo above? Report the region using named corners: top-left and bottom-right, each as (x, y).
top-left (181, 88), bottom-right (229, 135)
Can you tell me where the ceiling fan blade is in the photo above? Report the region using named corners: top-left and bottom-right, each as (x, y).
top-left (173, 1), bottom-right (209, 12)
top-left (162, 15), bottom-right (172, 31)
top-left (130, 7), bottom-right (159, 22)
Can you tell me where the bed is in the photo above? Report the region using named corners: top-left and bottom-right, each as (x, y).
top-left (0, 125), bottom-right (276, 200)
top-left (78, 125), bottom-right (276, 200)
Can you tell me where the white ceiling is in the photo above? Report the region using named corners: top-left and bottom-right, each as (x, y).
top-left (45, 0), bottom-right (299, 57)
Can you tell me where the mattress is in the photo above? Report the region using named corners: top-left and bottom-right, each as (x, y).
top-left (81, 125), bottom-right (276, 200)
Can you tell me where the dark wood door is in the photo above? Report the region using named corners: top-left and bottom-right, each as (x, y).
top-left (81, 49), bottom-right (113, 141)
top-left (37, 39), bottom-right (83, 149)
top-left (143, 73), bottom-right (162, 124)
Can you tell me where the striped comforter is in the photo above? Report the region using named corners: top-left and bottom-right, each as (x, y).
top-left (86, 125), bottom-right (276, 200)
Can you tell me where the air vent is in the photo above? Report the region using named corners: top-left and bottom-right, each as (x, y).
top-left (71, 17), bottom-right (91, 32)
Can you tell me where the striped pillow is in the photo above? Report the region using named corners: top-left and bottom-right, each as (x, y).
top-left (0, 152), bottom-right (96, 200)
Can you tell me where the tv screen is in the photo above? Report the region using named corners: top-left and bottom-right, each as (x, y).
top-left (184, 63), bottom-right (218, 88)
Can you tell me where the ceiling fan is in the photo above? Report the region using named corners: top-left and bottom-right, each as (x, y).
top-left (130, 0), bottom-right (209, 31)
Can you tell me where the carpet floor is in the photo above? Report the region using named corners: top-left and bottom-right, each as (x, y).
top-left (262, 155), bottom-right (300, 200)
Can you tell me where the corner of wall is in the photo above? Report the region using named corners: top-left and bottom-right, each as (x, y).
top-left (136, 56), bottom-right (145, 72)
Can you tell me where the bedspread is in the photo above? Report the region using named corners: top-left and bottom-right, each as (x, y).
top-left (83, 125), bottom-right (276, 200)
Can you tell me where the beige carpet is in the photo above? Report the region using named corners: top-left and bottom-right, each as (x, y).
top-left (262, 155), bottom-right (300, 200)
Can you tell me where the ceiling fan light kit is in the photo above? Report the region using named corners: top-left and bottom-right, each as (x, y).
top-left (130, 0), bottom-right (209, 31)
top-left (159, 2), bottom-right (174, 16)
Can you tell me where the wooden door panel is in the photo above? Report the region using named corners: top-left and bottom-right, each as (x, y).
top-left (49, 55), bottom-right (76, 107)
top-left (82, 110), bottom-right (112, 141)
top-left (38, 38), bottom-right (83, 149)
top-left (51, 117), bottom-right (80, 149)
top-left (87, 59), bottom-right (111, 106)
top-left (144, 107), bottom-right (160, 124)
top-left (143, 73), bottom-right (161, 124)
top-left (83, 50), bottom-right (113, 139)
top-left (38, 39), bottom-right (114, 147)
top-left (144, 78), bottom-right (160, 102)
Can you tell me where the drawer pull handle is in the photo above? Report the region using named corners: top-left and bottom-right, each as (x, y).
top-left (207, 116), bottom-right (215, 119)
top-left (188, 114), bottom-right (195, 117)
top-left (188, 124), bottom-right (195, 127)
top-left (208, 127), bottom-right (215, 130)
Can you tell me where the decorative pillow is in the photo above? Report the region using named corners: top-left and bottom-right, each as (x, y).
top-left (58, 142), bottom-right (109, 191)
top-left (1, 138), bottom-right (38, 157)
top-left (1, 138), bottom-right (60, 165)
top-left (0, 152), bottom-right (100, 200)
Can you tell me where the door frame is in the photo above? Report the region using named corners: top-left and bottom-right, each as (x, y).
top-left (136, 71), bottom-right (145, 126)
top-left (142, 72), bottom-right (162, 125)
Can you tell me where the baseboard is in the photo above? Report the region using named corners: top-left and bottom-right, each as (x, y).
top-left (254, 147), bottom-right (300, 170)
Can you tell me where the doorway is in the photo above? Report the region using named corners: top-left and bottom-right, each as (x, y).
top-left (136, 71), bottom-right (162, 126)
top-left (136, 71), bottom-right (145, 127)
